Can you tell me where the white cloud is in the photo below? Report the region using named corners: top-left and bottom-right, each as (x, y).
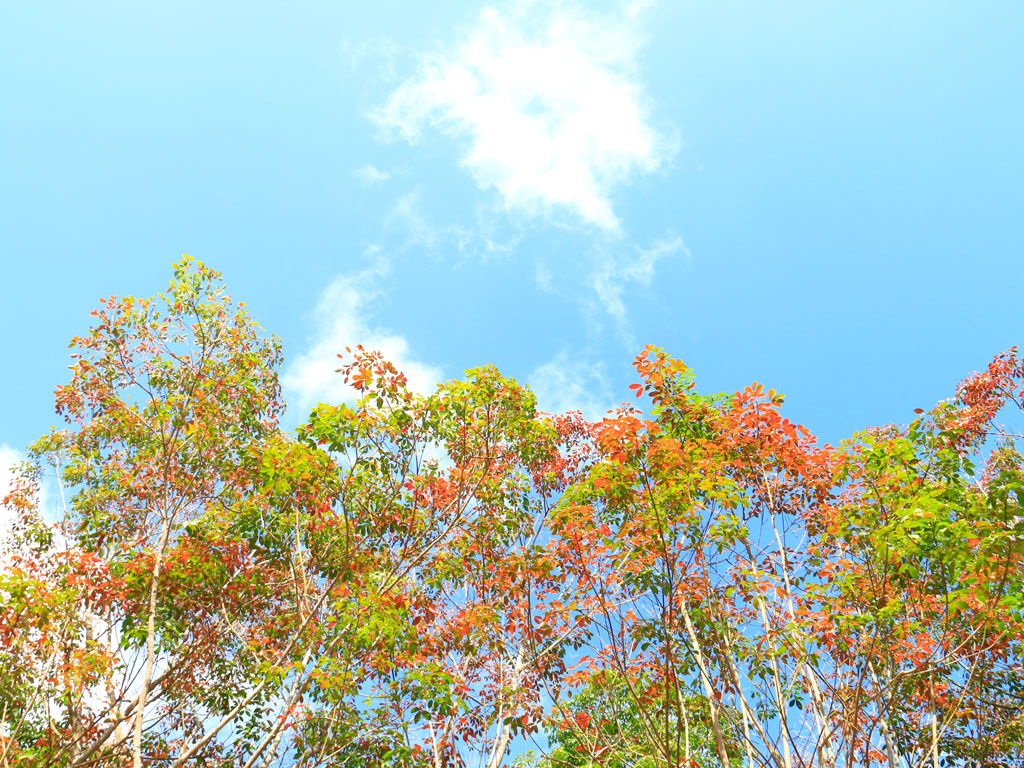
top-left (590, 234), bottom-right (688, 344)
top-left (372, 0), bottom-right (675, 234)
top-left (282, 253), bottom-right (444, 418)
top-left (353, 164), bottom-right (392, 185)
top-left (528, 351), bottom-right (615, 422)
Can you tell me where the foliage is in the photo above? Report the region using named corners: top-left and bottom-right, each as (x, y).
top-left (537, 671), bottom-right (742, 768)
top-left (1, 260), bottom-right (1022, 768)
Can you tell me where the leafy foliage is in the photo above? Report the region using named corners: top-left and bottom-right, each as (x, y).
top-left (1, 261), bottom-right (1022, 768)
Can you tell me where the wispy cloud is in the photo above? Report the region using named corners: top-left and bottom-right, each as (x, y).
top-left (590, 234), bottom-right (689, 346)
top-left (386, 190), bottom-right (521, 262)
top-left (528, 350), bottom-right (615, 421)
top-left (353, 164), bottom-right (392, 185)
top-left (282, 251), bottom-right (443, 418)
top-left (371, 0), bottom-right (676, 234)
top-left (342, 36), bottom-right (401, 86)
top-left (534, 260), bottom-right (554, 293)
top-left (386, 191), bottom-right (441, 251)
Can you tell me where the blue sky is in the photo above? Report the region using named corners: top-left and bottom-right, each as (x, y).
top-left (2, 0), bottom-right (1023, 491)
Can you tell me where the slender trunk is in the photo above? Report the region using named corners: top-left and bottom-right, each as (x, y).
top-left (67, 603), bottom-right (97, 763)
top-left (801, 663), bottom-right (836, 768)
top-left (678, 606), bottom-right (731, 768)
top-left (714, 615), bottom-right (787, 768)
top-left (929, 669), bottom-right (940, 768)
top-left (432, 657), bottom-right (472, 768)
top-left (868, 661), bottom-right (900, 768)
top-left (485, 645), bottom-right (527, 768)
top-left (431, 717), bottom-right (456, 768)
top-left (741, 535), bottom-right (802, 768)
top-left (104, 605), bottom-right (128, 758)
top-left (681, 694), bottom-right (691, 767)
top-left (698, 549), bottom-right (781, 768)
top-left (757, 482), bottom-right (837, 768)
top-left (745, 569), bottom-right (794, 768)
top-left (132, 513), bottom-right (174, 768)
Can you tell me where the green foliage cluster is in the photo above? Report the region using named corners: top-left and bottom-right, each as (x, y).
top-left (1, 260), bottom-right (1022, 768)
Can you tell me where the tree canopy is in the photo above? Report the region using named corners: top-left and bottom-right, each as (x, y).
top-left (2, 259), bottom-right (1022, 767)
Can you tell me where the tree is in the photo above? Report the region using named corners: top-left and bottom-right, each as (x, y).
top-left (546, 347), bottom-right (839, 768)
top-left (807, 349), bottom-right (1024, 767)
top-left (2, 258), bottom-right (340, 767)
top-left (536, 670), bottom-right (741, 768)
top-left (543, 345), bottom-right (1024, 767)
top-left (295, 351), bottom-right (598, 767)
